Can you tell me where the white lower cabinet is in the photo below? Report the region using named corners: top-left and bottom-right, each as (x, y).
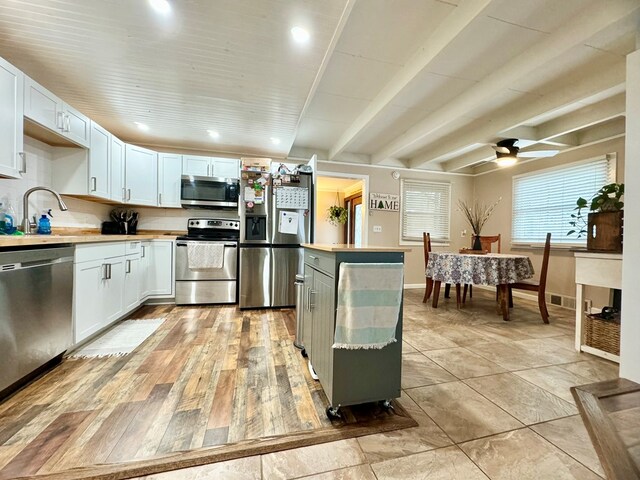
top-left (73, 240), bottom-right (174, 345)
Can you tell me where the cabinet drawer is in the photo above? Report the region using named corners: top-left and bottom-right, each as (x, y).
top-left (75, 242), bottom-right (126, 264)
top-left (304, 250), bottom-right (335, 277)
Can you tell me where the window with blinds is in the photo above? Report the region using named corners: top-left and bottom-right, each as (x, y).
top-left (400, 179), bottom-right (451, 242)
top-left (512, 157), bottom-right (615, 245)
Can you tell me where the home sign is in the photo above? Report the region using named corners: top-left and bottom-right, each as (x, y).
top-left (370, 193), bottom-right (399, 212)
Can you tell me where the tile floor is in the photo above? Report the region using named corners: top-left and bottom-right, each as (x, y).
top-left (136, 288), bottom-right (618, 479)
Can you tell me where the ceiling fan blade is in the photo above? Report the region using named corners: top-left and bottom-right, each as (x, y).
top-left (492, 145), bottom-right (510, 154)
top-left (518, 150), bottom-right (559, 158)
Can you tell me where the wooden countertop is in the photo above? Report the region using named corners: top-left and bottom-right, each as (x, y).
top-left (302, 243), bottom-right (411, 253)
top-left (0, 233), bottom-right (179, 248)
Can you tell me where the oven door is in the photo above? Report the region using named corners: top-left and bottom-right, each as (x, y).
top-left (180, 175), bottom-right (239, 208)
top-left (175, 241), bottom-right (238, 280)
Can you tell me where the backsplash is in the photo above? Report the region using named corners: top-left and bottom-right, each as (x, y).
top-left (0, 136), bottom-right (239, 232)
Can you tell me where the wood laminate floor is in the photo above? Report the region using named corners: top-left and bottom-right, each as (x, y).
top-left (0, 305), bottom-right (414, 480)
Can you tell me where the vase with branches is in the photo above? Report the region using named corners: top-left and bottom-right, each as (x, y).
top-left (458, 197), bottom-right (502, 250)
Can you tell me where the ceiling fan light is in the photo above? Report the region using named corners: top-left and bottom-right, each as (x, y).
top-left (495, 155), bottom-right (517, 167)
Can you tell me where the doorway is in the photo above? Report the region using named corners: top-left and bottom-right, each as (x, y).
top-left (315, 173), bottom-right (368, 246)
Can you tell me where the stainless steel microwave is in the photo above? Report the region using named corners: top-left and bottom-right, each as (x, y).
top-left (180, 175), bottom-right (240, 209)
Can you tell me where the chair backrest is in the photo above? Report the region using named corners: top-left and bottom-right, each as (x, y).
top-left (423, 232), bottom-right (431, 269)
top-left (472, 234), bottom-right (501, 253)
top-left (538, 233), bottom-right (551, 290)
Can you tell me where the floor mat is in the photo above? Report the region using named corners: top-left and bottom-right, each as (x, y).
top-left (69, 318), bottom-right (165, 358)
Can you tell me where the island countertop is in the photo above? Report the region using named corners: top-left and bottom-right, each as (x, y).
top-left (302, 243), bottom-right (411, 253)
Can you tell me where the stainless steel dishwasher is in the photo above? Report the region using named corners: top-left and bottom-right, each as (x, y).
top-left (0, 245), bottom-right (74, 397)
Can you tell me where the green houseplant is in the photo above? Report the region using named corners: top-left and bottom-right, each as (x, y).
top-left (568, 182), bottom-right (624, 251)
top-left (327, 204), bottom-right (348, 226)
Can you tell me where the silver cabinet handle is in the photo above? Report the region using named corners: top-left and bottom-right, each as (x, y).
top-left (126, 259), bottom-right (131, 274)
top-left (127, 189), bottom-right (131, 201)
top-left (63, 114), bottom-right (69, 132)
top-left (90, 176), bottom-right (97, 192)
top-left (158, 192), bottom-right (162, 205)
top-left (305, 287), bottom-right (310, 312)
top-left (57, 111), bottom-right (64, 130)
top-left (309, 289), bottom-right (316, 310)
top-left (122, 188), bottom-right (126, 202)
top-left (18, 152), bottom-right (26, 174)
top-left (141, 245), bottom-right (146, 258)
top-left (107, 263), bottom-right (112, 279)
top-left (206, 164), bottom-right (210, 176)
top-left (102, 263), bottom-right (109, 280)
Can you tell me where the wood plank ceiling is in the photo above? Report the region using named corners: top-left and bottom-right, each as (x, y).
top-left (0, 0), bottom-right (638, 173)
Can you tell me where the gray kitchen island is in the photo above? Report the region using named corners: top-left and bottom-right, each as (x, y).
top-left (301, 243), bottom-right (409, 419)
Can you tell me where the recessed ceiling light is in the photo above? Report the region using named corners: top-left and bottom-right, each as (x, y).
top-left (148, 0), bottom-right (171, 15)
top-left (208, 130), bottom-right (220, 139)
top-left (134, 122), bottom-right (150, 132)
top-left (290, 26), bottom-right (310, 43)
top-left (270, 137), bottom-right (281, 145)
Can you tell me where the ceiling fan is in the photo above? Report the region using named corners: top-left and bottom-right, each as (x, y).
top-left (491, 138), bottom-right (559, 167)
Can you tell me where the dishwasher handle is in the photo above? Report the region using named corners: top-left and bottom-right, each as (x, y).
top-left (0, 256), bottom-right (73, 272)
top-left (176, 241), bottom-right (237, 248)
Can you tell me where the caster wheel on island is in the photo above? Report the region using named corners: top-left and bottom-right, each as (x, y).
top-left (326, 405), bottom-right (342, 420)
top-left (381, 400), bottom-right (395, 413)
top-left (301, 348), bottom-right (308, 358)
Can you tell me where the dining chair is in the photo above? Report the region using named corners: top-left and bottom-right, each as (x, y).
top-left (422, 232), bottom-right (433, 303)
top-left (508, 232), bottom-right (551, 324)
top-left (463, 234), bottom-right (502, 302)
top-left (423, 232), bottom-right (454, 305)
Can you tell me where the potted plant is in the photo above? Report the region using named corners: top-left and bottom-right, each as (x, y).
top-left (568, 182), bottom-right (624, 252)
top-left (458, 198), bottom-right (501, 250)
top-left (327, 204), bottom-right (348, 226)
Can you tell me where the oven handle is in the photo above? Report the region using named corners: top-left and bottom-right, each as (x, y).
top-left (176, 241), bottom-right (238, 248)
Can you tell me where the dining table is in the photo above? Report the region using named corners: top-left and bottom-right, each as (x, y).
top-left (426, 251), bottom-right (535, 320)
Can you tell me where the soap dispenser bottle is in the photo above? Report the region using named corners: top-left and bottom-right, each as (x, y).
top-left (37, 209), bottom-right (52, 235)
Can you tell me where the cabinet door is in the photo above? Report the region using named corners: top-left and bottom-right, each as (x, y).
top-left (124, 255), bottom-right (142, 312)
top-left (302, 265), bottom-right (314, 358)
top-left (110, 136), bottom-right (125, 203)
top-left (310, 269), bottom-right (335, 391)
top-left (88, 121), bottom-right (111, 200)
top-left (140, 241), bottom-right (151, 299)
top-left (146, 241), bottom-right (174, 296)
top-left (158, 153), bottom-right (182, 207)
top-left (74, 259), bottom-right (107, 343)
top-left (0, 57), bottom-right (23, 178)
top-left (211, 157), bottom-right (239, 179)
top-left (103, 256), bottom-right (125, 325)
top-left (62, 103), bottom-right (90, 148)
top-left (24, 76), bottom-right (63, 133)
top-left (182, 155), bottom-right (210, 176)
top-left (125, 144), bottom-right (158, 206)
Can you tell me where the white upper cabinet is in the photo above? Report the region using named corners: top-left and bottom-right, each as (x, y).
top-left (125, 144), bottom-right (158, 206)
top-left (158, 153), bottom-right (182, 208)
top-left (88, 121), bottom-right (111, 200)
top-left (110, 136), bottom-right (125, 203)
top-left (0, 57), bottom-right (24, 179)
top-left (182, 155), bottom-right (210, 176)
top-left (24, 76), bottom-right (89, 148)
top-left (212, 157), bottom-right (239, 179)
top-left (182, 155), bottom-right (239, 179)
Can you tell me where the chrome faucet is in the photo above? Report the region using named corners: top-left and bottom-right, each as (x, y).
top-left (21, 187), bottom-right (68, 234)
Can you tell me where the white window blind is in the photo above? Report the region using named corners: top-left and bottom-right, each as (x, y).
top-left (401, 179), bottom-right (451, 242)
top-left (512, 157), bottom-right (614, 244)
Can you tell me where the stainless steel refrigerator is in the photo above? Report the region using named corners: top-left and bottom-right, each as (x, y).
top-left (239, 172), bottom-right (312, 308)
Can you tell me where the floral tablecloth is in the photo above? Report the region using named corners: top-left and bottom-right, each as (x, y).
top-left (426, 252), bottom-right (534, 285)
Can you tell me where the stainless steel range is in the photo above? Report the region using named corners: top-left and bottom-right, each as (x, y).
top-left (175, 218), bottom-right (239, 305)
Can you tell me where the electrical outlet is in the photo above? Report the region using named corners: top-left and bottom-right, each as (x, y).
top-left (584, 299), bottom-right (593, 314)
top-left (461, 229), bottom-right (467, 237)
top-left (373, 225), bottom-right (382, 233)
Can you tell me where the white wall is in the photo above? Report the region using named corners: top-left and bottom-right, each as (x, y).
top-left (315, 190), bottom-right (345, 244)
top-left (620, 49), bottom-right (640, 383)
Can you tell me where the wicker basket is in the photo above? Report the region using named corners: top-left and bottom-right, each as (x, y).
top-left (584, 314), bottom-right (620, 355)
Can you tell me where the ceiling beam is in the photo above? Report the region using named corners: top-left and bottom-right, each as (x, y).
top-left (415, 62), bottom-right (625, 171)
top-left (537, 93), bottom-right (626, 140)
top-left (371, 0), bottom-right (639, 164)
top-left (540, 133), bottom-right (578, 147)
top-left (326, 0), bottom-right (495, 160)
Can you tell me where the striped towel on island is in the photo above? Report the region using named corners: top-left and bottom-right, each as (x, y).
top-left (333, 262), bottom-right (404, 350)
